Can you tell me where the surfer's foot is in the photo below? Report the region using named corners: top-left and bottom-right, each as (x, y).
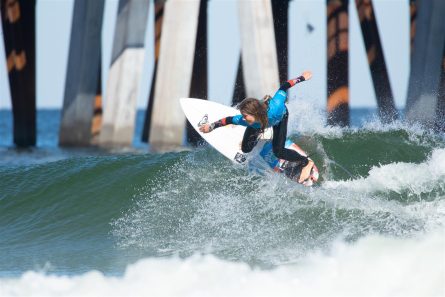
top-left (298, 160), bottom-right (314, 183)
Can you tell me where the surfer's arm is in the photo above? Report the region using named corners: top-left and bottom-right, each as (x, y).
top-left (279, 71), bottom-right (312, 91)
top-left (211, 117), bottom-right (234, 130)
top-left (272, 71), bottom-right (313, 104)
top-left (279, 76), bottom-right (305, 91)
top-left (199, 117), bottom-right (234, 133)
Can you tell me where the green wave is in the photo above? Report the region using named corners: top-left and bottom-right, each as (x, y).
top-left (300, 128), bottom-right (444, 181)
top-left (0, 128), bottom-right (444, 274)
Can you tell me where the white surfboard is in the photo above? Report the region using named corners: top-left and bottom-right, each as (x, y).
top-left (180, 98), bottom-right (319, 186)
top-left (180, 98), bottom-right (248, 162)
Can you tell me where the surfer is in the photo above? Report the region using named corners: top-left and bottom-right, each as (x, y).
top-left (199, 71), bottom-right (314, 183)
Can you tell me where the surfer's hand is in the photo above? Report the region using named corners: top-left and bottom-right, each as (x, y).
top-left (199, 123), bottom-right (213, 133)
top-left (298, 160), bottom-right (314, 183)
top-left (301, 70), bottom-right (312, 81)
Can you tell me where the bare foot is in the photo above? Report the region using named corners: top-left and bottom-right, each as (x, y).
top-left (298, 160), bottom-right (314, 183)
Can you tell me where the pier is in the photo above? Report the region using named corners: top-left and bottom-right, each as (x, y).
top-left (1, 0), bottom-right (444, 148)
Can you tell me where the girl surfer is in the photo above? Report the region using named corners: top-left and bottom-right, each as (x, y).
top-left (199, 71), bottom-right (314, 183)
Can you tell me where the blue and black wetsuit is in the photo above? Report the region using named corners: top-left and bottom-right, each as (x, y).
top-left (211, 77), bottom-right (309, 165)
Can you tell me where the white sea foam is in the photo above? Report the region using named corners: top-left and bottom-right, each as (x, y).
top-left (1, 231), bottom-right (443, 297)
top-left (323, 148), bottom-right (445, 194)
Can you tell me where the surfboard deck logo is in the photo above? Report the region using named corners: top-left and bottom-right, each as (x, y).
top-left (180, 98), bottom-right (319, 186)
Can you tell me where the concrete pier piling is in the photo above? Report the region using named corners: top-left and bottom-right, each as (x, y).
top-left (1, 0), bottom-right (36, 147)
top-left (327, 0), bottom-right (349, 127)
top-left (99, 0), bottom-right (150, 147)
top-left (59, 0), bottom-right (105, 146)
top-left (142, 0), bottom-right (206, 147)
top-left (233, 0), bottom-right (287, 106)
top-left (238, 0), bottom-right (279, 100)
top-left (148, 0), bottom-right (200, 150)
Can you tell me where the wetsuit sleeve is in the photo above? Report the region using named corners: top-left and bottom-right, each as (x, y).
top-left (231, 115), bottom-right (251, 127)
top-left (231, 115), bottom-right (243, 125)
top-left (210, 116), bottom-right (234, 130)
top-left (271, 75), bottom-right (306, 106)
top-left (210, 115), bottom-right (252, 130)
top-left (279, 76), bottom-right (305, 91)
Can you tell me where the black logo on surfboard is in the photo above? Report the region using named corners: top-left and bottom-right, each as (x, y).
top-left (234, 152), bottom-right (246, 164)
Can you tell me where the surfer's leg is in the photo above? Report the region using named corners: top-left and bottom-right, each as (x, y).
top-left (272, 111), bottom-right (308, 165)
top-left (272, 111), bottom-right (314, 183)
top-left (241, 127), bottom-right (261, 153)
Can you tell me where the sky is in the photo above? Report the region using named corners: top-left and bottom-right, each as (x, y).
top-left (0, 0), bottom-right (409, 109)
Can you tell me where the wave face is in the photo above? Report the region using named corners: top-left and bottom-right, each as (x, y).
top-left (1, 124), bottom-right (444, 276)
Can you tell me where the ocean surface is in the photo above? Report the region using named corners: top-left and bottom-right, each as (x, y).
top-left (0, 103), bottom-right (444, 296)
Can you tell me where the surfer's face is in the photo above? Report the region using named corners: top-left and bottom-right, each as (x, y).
top-left (242, 113), bottom-right (256, 125)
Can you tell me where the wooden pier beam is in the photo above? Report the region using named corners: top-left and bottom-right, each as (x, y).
top-left (142, 0), bottom-right (165, 143)
top-left (99, 0), bottom-right (150, 147)
top-left (271, 0), bottom-right (289, 84)
top-left (327, 0), bottom-right (349, 127)
top-left (355, 0), bottom-right (398, 123)
top-left (59, 0), bottom-right (104, 146)
top-left (232, 55), bottom-right (247, 105)
top-left (187, 0), bottom-right (208, 145)
top-left (409, 0), bottom-right (417, 56)
top-left (0, 0), bottom-right (36, 147)
top-left (435, 46), bottom-right (445, 132)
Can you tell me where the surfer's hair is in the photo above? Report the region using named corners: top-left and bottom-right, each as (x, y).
top-left (238, 97), bottom-right (269, 131)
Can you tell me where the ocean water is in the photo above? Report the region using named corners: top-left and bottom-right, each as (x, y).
top-left (0, 103), bottom-right (444, 296)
